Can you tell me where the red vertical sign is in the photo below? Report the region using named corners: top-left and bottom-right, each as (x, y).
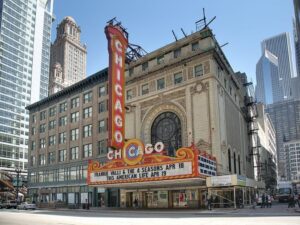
top-left (105, 25), bottom-right (128, 150)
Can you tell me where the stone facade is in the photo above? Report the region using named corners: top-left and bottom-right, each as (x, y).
top-left (49, 16), bottom-right (87, 95)
top-left (124, 28), bottom-right (253, 179)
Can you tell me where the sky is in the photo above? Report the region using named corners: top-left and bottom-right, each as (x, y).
top-left (52, 0), bottom-right (294, 83)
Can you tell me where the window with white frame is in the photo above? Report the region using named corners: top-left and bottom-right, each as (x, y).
top-left (83, 107), bottom-right (92, 118)
top-left (174, 72), bottom-right (183, 85)
top-left (70, 128), bottom-right (79, 141)
top-left (194, 64), bottom-right (204, 77)
top-left (83, 144), bottom-right (92, 158)
top-left (70, 146), bottom-right (79, 160)
top-left (83, 124), bottom-right (92, 137)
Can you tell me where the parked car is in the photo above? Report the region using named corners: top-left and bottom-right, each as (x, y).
top-left (4, 200), bottom-right (17, 209)
top-left (17, 202), bottom-right (36, 210)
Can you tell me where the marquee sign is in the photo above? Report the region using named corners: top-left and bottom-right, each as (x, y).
top-left (87, 140), bottom-right (215, 186)
top-left (105, 24), bottom-right (128, 149)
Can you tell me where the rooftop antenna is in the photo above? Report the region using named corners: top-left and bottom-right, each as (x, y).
top-left (172, 30), bottom-right (178, 41)
top-left (181, 28), bottom-right (187, 38)
top-left (220, 42), bottom-right (229, 48)
top-left (195, 8), bottom-right (216, 31)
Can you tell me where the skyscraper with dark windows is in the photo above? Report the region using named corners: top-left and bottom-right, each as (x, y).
top-left (0, 0), bottom-right (54, 171)
top-left (257, 33), bottom-right (294, 103)
top-left (255, 49), bottom-right (280, 105)
top-left (293, 0), bottom-right (300, 77)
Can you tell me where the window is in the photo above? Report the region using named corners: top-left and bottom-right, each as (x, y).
top-left (174, 48), bottom-right (181, 58)
top-left (31, 141), bottom-right (36, 151)
top-left (142, 84), bottom-right (149, 95)
top-left (59, 132), bottom-right (66, 144)
top-left (49, 107), bottom-right (56, 117)
top-left (40, 111), bottom-right (46, 120)
top-left (83, 124), bottom-right (92, 137)
top-left (71, 112), bottom-right (79, 123)
top-left (31, 127), bottom-right (36, 135)
top-left (98, 140), bottom-right (107, 155)
top-left (71, 97), bottom-right (79, 108)
top-left (59, 102), bottom-right (67, 113)
top-left (30, 156), bottom-right (36, 166)
top-left (32, 115), bottom-right (36, 123)
top-left (39, 124), bottom-right (46, 133)
top-left (151, 112), bottom-right (182, 156)
top-left (39, 154), bottom-right (45, 165)
top-left (157, 55), bottom-right (164, 65)
top-left (126, 90), bottom-right (133, 100)
top-left (142, 62), bottom-right (148, 71)
top-left (49, 120), bottom-right (56, 130)
top-left (228, 149), bottom-right (231, 172)
top-left (70, 128), bottom-right (79, 141)
top-left (238, 155), bottom-right (241, 175)
top-left (229, 86), bottom-right (232, 95)
top-left (234, 152), bottom-right (237, 174)
top-left (59, 116), bottom-right (67, 126)
top-left (59, 149), bottom-right (67, 162)
top-left (129, 68), bottom-right (134, 76)
top-left (49, 135), bottom-right (56, 146)
top-left (217, 66), bottom-right (222, 78)
top-left (99, 120), bottom-right (106, 133)
top-left (194, 64), bottom-right (204, 77)
top-left (83, 91), bottom-right (93, 103)
top-left (48, 152), bottom-right (55, 164)
top-left (99, 86), bottom-right (106, 97)
top-left (224, 79), bottom-right (227, 88)
top-left (70, 147), bottom-right (79, 160)
top-left (192, 42), bottom-right (199, 51)
top-left (83, 144), bottom-right (92, 158)
top-left (157, 78), bottom-right (165, 90)
top-left (174, 72), bottom-right (183, 85)
top-left (83, 107), bottom-right (92, 118)
top-left (98, 101), bottom-right (106, 113)
top-left (40, 138), bottom-right (46, 148)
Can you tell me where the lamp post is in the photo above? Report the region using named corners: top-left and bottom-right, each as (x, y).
top-left (15, 167), bottom-right (21, 204)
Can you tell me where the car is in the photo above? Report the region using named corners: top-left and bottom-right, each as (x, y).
top-left (17, 202), bottom-right (36, 210)
top-left (4, 200), bottom-right (17, 209)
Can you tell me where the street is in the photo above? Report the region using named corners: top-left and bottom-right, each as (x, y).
top-left (0, 203), bottom-right (299, 225)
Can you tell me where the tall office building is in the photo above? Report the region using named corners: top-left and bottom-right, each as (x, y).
top-left (266, 99), bottom-right (300, 179)
top-left (294, 0), bottom-right (300, 77)
top-left (258, 33), bottom-right (294, 102)
top-left (255, 49), bottom-right (280, 105)
top-left (0, 0), bottom-right (54, 171)
top-left (49, 16), bottom-right (87, 95)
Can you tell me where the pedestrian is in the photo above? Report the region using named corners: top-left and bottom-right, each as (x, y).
top-left (265, 195), bottom-right (269, 208)
top-left (268, 195), bottom-right (273, 208)
top-left (133, 198), bottom-right (138, 208)
top-left (207, 195), bottom-right (212, 210)
top-left (252, 195), bottom-right (257, 209)
top-left (288, 194), bottom-right (294, 208)
top-left (261, 194), bottom-right (265, 208)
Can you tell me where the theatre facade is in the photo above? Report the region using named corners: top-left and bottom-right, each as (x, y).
top-left (27, 25), bottom-right (260, 209)
top-left (87, 25), bottom-right (260, 208)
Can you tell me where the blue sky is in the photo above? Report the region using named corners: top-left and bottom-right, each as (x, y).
top-left (52, 0), bottom-right (294, 83)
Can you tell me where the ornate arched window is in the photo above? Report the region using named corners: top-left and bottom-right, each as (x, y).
top-left (151, 112), bottom-right (182, 156)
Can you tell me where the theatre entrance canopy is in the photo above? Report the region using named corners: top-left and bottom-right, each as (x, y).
top-left (87, 139), bottom-right (216, 189)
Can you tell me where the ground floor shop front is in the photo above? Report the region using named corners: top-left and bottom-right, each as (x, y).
top-left (120, 187), bottom-right (207, 208)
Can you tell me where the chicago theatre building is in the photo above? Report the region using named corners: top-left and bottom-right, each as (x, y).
top-left (27, 26), bottom-right (261, 209)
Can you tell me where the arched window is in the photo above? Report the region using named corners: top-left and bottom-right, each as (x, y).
top-left (234, 152), bottom-right (237, 174)
top-left (228, 149), bottom-right (231, 172)
top-left (238, 155), bottom-right (241, 175)
top-left (151, 112), bottom-right (182, 156)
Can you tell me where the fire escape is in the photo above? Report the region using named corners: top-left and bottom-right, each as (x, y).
top-left (243, 82), bottom-right (261, 181)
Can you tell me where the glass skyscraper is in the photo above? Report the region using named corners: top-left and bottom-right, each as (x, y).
top-left (256, 49), bottom-right (280, 105)
top-left (0, 0), bottom-right (54, 171)
top-left (257, 33), bottom-right (295, 103)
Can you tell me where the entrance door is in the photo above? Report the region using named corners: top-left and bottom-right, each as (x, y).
top-left (126, 192), bottom-right (133, 207)
top-left (145, 192), bottom-right (153, 208)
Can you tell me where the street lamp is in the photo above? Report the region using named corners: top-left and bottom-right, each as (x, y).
top-left (15, 167), bottom-right (21, 204)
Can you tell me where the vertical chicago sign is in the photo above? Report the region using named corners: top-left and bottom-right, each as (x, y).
top-left (105, 24), bottom-right (128, 150)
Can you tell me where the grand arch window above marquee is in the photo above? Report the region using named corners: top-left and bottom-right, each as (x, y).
top-left (151, 112), bottom-right (182, 156)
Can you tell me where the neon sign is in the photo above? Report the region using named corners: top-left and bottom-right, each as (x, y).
top-left (105, 24), bottom-right (128, 150)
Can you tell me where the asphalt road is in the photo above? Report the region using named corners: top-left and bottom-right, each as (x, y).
top-left (0, 203), bottom-right (299, 225)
